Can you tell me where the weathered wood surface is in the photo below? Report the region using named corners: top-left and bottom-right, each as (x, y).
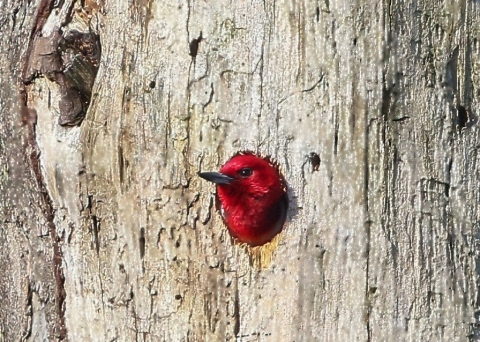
top-left (1, 0), bottom-right (479, 341)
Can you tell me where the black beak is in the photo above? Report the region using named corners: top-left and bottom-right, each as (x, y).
top-left (198, 172), bottom-right (233, 184)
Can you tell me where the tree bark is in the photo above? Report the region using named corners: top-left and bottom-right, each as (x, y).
top-left (1, 0), bottom-right (479, 341)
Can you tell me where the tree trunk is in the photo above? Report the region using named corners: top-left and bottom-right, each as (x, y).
top-left (1, 0), bottom-right (479, 341)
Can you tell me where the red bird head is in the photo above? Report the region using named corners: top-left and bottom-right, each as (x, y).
top-left (199, 152), bottom-right (289, 246)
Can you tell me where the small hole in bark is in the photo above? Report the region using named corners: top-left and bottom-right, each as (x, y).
top-left (175, 294), bottom-right (182, 300)
top-left (149, 81), bottom-right (156, 89)
top-left (457, 105), bottom-right (469, 128)
top-left (189, 31), bottom-right (203, 57)
top-left (308, 152), bottom-right (321, 171)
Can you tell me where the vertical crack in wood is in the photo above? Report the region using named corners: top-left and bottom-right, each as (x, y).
top-left (364, 96), bottom-right (372, 342)
top-left (91, 215), bottom-right (100, 255)
top-left (233, 277), bottom-right (240, 337)
top-left (258, 38), bottom-right (265, 148)
top-left (333, 112), bottom-right (339, 156)
top-left (86, 194), bottom-right (107, 316)
top-left (21, 281), bottom-right (33, 340)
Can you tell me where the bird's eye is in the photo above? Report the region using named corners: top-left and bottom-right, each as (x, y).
top-left (238, 168), bottom-right (253, 177)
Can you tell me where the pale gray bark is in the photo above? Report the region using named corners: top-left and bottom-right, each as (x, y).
top-left (1, 0), bottom-right (479, 341)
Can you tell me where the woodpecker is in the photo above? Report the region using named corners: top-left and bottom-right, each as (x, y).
top-left (199, 151), bottom-right (289, 247)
